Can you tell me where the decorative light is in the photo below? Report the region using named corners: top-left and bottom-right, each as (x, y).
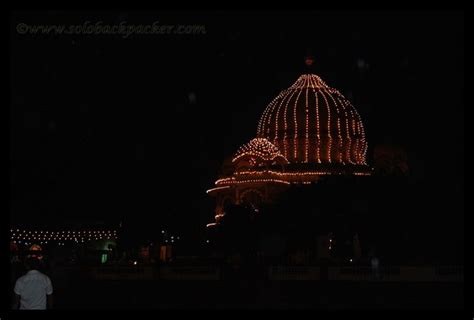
top-left (206, 186), bottom-right (230, 194)
top-left (216, 177), bottom-right (290, 186)
top-left (257, 90), bottom-right (279, 136)
top-left (10, 229), bottom-right (118, 242)
top-left (208, 71), bottom-right (371, 214)
top-left (305, 78), bottom-right (309, 163)
top-left (319, 90), bottom-right (332, 163)
top-left (293, 82), bottom-right (303, 161)
top-left (257, 73), bottom-right (367, 166)
top-left (283, 87), bottom-right (297, 159)
top-left (274, 87), bottom-right (290, 144)
top-left (233, 138), bottom-right (287, 164)
top-left (308, 75), bottom-right (321, 163)
top-left (236, 169), bottom-right (369, 178)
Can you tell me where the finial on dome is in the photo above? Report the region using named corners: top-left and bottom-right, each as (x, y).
top-left (305, 55), bottom-right (314, 67)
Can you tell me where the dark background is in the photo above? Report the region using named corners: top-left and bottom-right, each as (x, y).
top-left (9, 11), bottom-right (464, 257)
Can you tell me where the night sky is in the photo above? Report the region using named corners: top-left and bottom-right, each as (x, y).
top-left (9, 12), bottom-right (464, 242)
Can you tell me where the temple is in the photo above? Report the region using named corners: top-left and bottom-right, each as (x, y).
top-left (207, 69), bottom-right (371, 222)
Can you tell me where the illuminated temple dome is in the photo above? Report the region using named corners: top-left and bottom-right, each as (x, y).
top-left (257, 74), bottom-right (369, 172)
top-left (207, 70), bottom-right (371, 220)
top-left (233, 138), bottom-right (288, 165)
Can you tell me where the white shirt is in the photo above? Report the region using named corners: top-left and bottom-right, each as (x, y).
top-left (14, 270), bottom-right (53, 310)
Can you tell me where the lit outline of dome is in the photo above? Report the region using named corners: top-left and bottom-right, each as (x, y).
top-left (232, 138), bottom-right (288, 164)
top-left (256, 74), bottom-right (368, 166)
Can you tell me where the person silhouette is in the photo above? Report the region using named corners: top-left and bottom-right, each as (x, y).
top-left (370, 255), bottom-right (380, 280)
top-left (13, 257), bottom-right (53, 310)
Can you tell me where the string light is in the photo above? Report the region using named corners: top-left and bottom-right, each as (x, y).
top-left (353, 105), bottom-right (368, 165)
top-left (309, 75), bottom-right (322, 163)
top-left (328, 93), bottom-right (344, 164)
top-left (258, 90), bottom-right (282, 137)
top-left (10, 229), bottom-right (118, 242)
top-left (216, 177), bottom-right (291, 186)
top-left (233, 169), bottom-right (370, 179)
top-left (344, 109), bottom-right (352, 164)
top-left (208, 70), bottom-right (371, 222)
top-left (214, 213), bottom-right (225, 220)
top-left (345, 99), bottom-right (358, 164)
top-left (319, 90), bottom-right (332, 163)
top-left (293, 81), bottom-right (303, 161)
top-left (337, 117), bottom-right (344, 163)
top-left (282, 101), bottom-right (290, 158)
top-left (233, 138), bottom-right (287, 164)
top-left (206, 186), bottom-right (231, 194)
top-left (305, 77), bottom-right (309, 163)
top-left (257, 73), bottom-right (367, 166)
top-left (274, 89), bottom-right (291, 144)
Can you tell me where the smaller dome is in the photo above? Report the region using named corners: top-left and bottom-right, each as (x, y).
top-left (233, 138), bottom-right (288, 163)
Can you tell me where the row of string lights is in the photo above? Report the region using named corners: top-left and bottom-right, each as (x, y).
top-left (10, 229), bottom-right (118, 243)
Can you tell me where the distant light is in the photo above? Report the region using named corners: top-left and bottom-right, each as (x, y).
top-left (133, 261), bottom-right (137, 265)
top-left (177, 237), bottom-right (180, 240)
top-left (206, 240), bottom-right (210, 243)
top-left (350, 259), bottom-right (353, 263)
top-left (161, 230), bottom-right (165, 234)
